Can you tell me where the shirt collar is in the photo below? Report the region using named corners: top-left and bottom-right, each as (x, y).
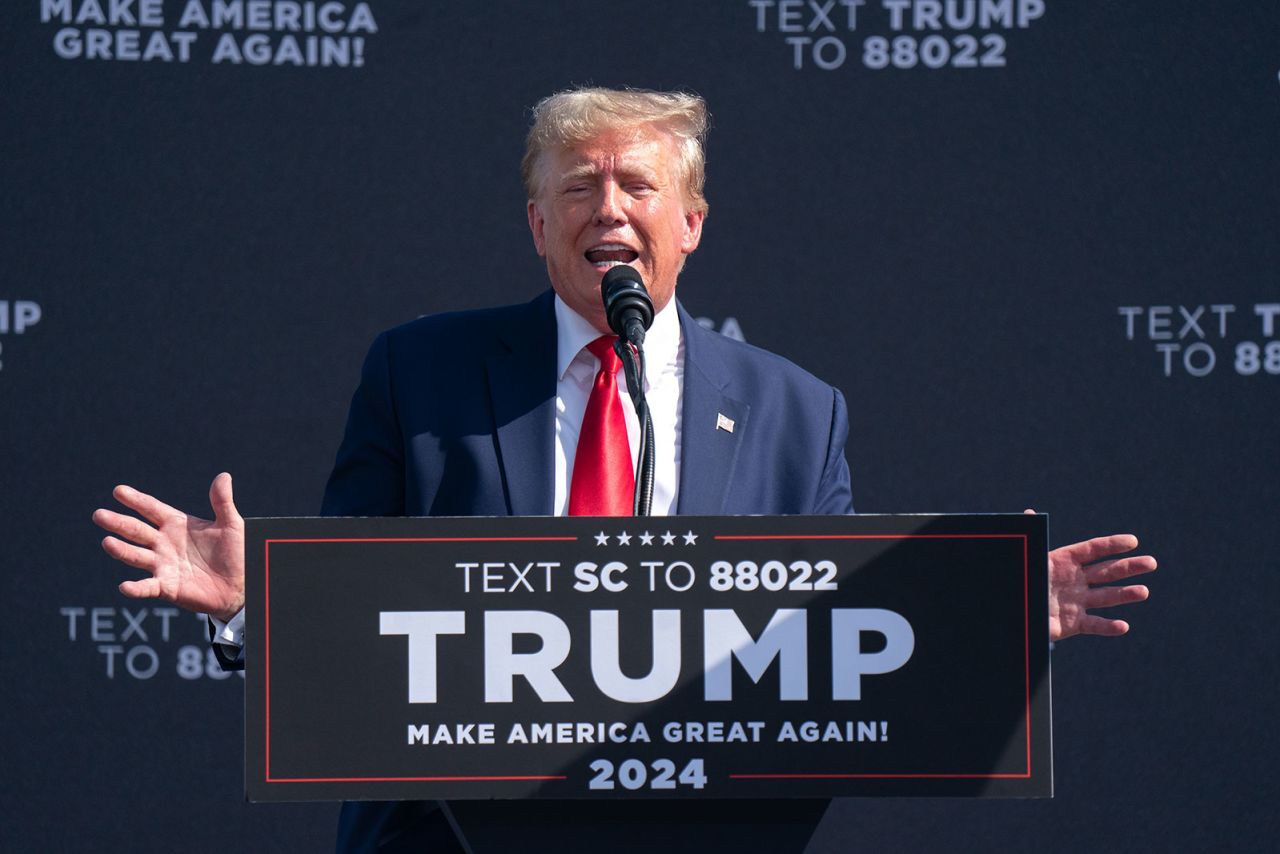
top-left (555, 292), bottom-right (681, 382)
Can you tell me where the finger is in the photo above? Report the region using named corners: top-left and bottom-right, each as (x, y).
top-left (1077, 615), bottom-right (1131, 637)
top-left (1084, 584), bottom-right (1149, 609)
top-left (101, 536), bottom-right (157, 572)
top-left (112, 484), bottom-right (182, 527)
top-left (91, 508), bottom-right (159, 547)
top-left (119, 577), bottom-right (165, 600)
top-left (1085, 555), bottom-right (1157, 584)
top-left (1023, 508), bottom-right (1036, 515)
top-left (1057, 534), bottom-right (1139, 565)
top-left (209, 472), bottom-right (242, 525)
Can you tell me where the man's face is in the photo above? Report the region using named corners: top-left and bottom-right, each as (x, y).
top-left (527, 125), bottom-right (705, 332)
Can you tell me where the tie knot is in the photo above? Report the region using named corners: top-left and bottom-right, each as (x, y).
top-left (586, 335), bottom-right (621, 372)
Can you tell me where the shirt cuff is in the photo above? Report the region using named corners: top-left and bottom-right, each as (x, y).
top-left (209, 609), bottom-right (245, 649)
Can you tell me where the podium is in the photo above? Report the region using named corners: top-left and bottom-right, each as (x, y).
top-left (244, 512), bottom-right (1051, 821)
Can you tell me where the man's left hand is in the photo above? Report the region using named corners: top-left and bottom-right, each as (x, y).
top-left (1028, 510), bottom-right (1158, 642)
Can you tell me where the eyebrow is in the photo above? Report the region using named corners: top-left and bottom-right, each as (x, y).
top-left (555, 160), bottom-right (662, 187)
top-left (558, 163), bottom-right (600, 184)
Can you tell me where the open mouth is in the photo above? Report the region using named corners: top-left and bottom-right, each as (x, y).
top-left (584, 243), bottom-right (639, 268)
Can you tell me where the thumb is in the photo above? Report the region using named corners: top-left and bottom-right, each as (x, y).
top-left (1023, 508), bottom-right (1037, 515)
top-left (209, 472), bottom-right (242, 524)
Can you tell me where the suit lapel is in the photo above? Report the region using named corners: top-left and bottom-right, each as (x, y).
top-left (676, 304), bottom-right (750, 515)
top-left (487, 291), bottom-right (557, 516)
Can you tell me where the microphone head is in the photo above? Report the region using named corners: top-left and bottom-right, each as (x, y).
top-left (600, 265), bottom-right (654, 339)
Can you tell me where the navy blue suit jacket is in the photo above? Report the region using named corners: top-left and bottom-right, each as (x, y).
top-left (323, 290), bottom-right (853, 852)
top-left (321, 290), bottom-right (852, 520)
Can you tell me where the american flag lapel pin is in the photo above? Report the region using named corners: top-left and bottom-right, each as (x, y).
top-left (716, 413), bottom-right (735, 433)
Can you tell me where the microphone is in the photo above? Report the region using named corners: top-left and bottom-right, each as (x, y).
top-left (599, 264), bottom-right (655, 516)
top-left (600, 265), bottom-right (654, 346)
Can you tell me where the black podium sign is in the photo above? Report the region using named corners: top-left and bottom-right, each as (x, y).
top-left (244, 514), bottom-right (1051, 801)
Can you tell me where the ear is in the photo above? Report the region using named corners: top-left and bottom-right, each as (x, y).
top-left (680, 208), bottom-right (706, 255)
top-left (527, 199), bottom-right (547, 257)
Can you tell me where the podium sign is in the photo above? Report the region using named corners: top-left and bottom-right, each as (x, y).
top-left (245, 514), bottom-right (1051, 801)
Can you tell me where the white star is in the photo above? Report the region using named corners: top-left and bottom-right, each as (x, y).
top-left (661, 531), bottom-right (677, 545)
top-left (639, 531), bottom-right (655, 546)
top-left (594, 531), bottom-right (610, 546)
top-left (683, 531), bottom-right (698, 545)
top-left (616, 531), bottom-right (632, 545)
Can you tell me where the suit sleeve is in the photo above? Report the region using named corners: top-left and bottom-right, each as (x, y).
top-left (812, 387), bottom-right (854, 515)
top-left (320, 331), bottom-right (407, 517)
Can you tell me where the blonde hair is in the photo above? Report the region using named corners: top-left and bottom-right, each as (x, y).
top-left (522, 87), bottom-right (710, 214)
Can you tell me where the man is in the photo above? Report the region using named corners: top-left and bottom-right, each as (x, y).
top-left (93, 87), bottom-right (1156, 852)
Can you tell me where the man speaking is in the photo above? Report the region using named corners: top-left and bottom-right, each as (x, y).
top-left (93, 87), bottom-right (1156, 852)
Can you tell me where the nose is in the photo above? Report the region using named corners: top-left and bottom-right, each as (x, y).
top-left (593, 181), bottom-right (627, 226)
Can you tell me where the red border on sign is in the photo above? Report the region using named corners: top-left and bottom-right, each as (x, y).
top-left (259, 531), bottom-right (1034, 786)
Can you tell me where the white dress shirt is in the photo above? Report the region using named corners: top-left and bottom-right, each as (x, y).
top-left (212, 295), bottom-right (686, 653)
top-left (552, 293), bottom-right (683, 517)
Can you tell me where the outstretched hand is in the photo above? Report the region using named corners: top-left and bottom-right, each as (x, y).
top-left (1030, 510), bottom-right (1157, 642)
top-left (92, 473), bottom-right (246, 621)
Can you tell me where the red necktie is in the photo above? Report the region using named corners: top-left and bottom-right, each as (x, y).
top-left (568, 336), bottom-right (634, 516)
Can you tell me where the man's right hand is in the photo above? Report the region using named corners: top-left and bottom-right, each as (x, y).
top-left (91, 472), bottom-right (245, 622)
